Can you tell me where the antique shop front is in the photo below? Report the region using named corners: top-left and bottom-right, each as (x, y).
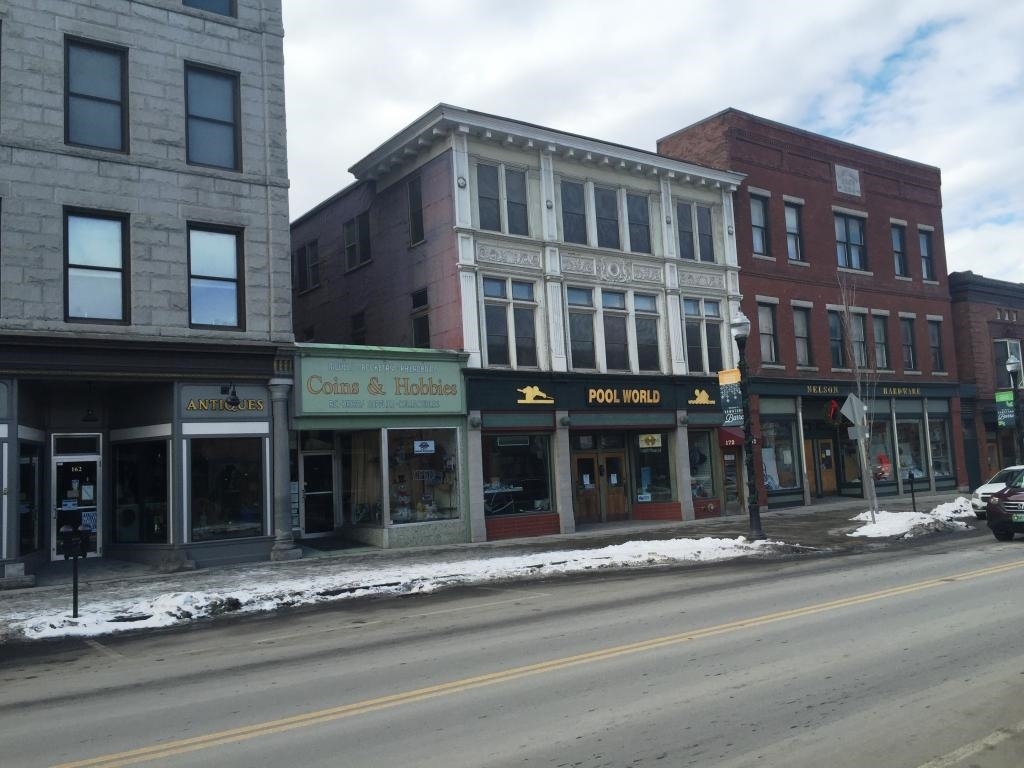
top-left (464, 370), bottom-right (730, 541)
top-left (291, 345), bottom-right (471, 548)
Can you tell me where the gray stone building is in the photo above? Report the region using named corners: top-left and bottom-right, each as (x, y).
top-left (0, 0), bottom-right (297, 583)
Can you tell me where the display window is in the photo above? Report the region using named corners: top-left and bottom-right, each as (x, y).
top-left (896, 420), bottom-right (927, 480)
top-left (388, 428), bottom-right (459, 524)
top-left (190, 437), bottom-right (265, 541)
top-left (869, 420), bottom-right (895, 481)
top-left (760, 419), bottom-right (801, 490)
top-left (482, 434), bottom-right (552, 515)
top-left (688, 431), bottom-right (716, 499)
top-left (634, 432), bottom-right (673, 502)
top-left (343, 430), bottom-right (383, 526)
top-left (928, 418), bottom-right (953, 477)
top-left (114, 440), bottom-right (169, 543)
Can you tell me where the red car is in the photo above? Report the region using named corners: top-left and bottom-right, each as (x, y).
top-left (986, 476), bottom-right (1024, 541)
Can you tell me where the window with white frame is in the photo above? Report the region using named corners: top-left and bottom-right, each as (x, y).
top-left (785, 203), bottom-right (803, 261)
top-left (750, 195), bottom-right (769, 256)
top-left (873, 315), bottom-right (890, 370)
top-left (483, 277), bottom-right (538, 367)
top-left (794, 306), bottom-right (812, 366)
top-left (567, 286), bottom-right (596, 369)
top-left (758, 303), bottom-right (778, 363)
top-left (477, 162), bottom-right (528, 236)
top-left (635, 293), bottom-right (660, 372)
top-left (994, 339), bottom-right (1022, 389)
top-left (595, 186), bottom-right (620, 249)
top-left (65, 209), bottom-right (128, 322)
top-left (560, 180), bottom-right (587, 245)
top-left (682, 297), bottom-right (722, 374)
top-left (676, 201), bottom-right (715, 262)
top-left (626, 193), bottom-right (651, 253)
top-left (835, 213), bottom-right (867, 270)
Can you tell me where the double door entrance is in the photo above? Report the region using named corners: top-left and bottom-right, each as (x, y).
top-left (572, 451), bottom-right (628, 524)
top-left (50, 434), bottom-right (102, 560)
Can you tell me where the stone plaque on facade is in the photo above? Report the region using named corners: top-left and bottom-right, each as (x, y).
top-left (835, 164), bottom-right (862, 196)
top-left (477, 243), bottom-right (542, 269)
top-left (561, 253), bottom-right (597, 276)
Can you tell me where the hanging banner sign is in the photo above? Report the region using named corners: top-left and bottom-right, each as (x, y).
top-left (719, 368), bottom-right (743, 427)
top-left (996, 390), bottom-right (1016, 428)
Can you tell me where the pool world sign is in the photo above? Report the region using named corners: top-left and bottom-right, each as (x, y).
top-left (298, 356), bottom-right (464, 415)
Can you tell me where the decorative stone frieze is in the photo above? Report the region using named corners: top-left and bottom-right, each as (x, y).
top-left (679, 271), bottom-right (726, 290)
top-left (476, 243), bottom-right (543, 269)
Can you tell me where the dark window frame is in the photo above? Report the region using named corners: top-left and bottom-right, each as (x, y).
top-left (594, 186), bottom-right (620, 250)
top-left (900, 317), bottom-right (917, 371)
top-left (835, 213), bottom-right (867, 270)
top-left (794, 306), bottom-right (812, 366)
top-left (567, 286), bottom-right (596, 370)
top-left (828, 310), bottom-right (846, 368)
top-left (344, 211), bottom-right (372, 271)
top-left (928, 319), bottom-right (944, 371)
top-left (785, 202), bottom-right (803, 261)
top-left (65, 36), bottom-right (128, 152)
top-left (750, 194), bottom-right (770, 256)
top-left (408, 176), bottom-right (425, 245)
top-left (182, 0), bottom-right (237, 17)
top-left (873, 315), bottom-right (890, 370)
top-left (560, 179), bottom-right (588, 245)
top-left (187, 222), bottom-right (244, 330)
top-left (294, 240), bottom-right (320, 293)
top-left (919, 229), bottom-right (935, 281)
top-left (63, 207), bottom-right (130, 325)
top-left (184, 62), bottom-right (241, 171)
top-left (626, 193), bottom-right (651, 254)
top-left (892, 224), bottom-right (908, 277)
top-left (411, 287), bottom-right (429, 348)
top-left (758, 303), bottom-right (778, 364)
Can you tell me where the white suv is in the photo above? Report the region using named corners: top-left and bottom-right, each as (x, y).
top-left (972, 465), bottom-right (1024, 518)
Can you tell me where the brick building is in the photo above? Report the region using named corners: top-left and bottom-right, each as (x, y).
top-left (659, 109), bottom-right (967, 509)
top-left (0, 0), bottom-right (297, 583)
top-left (949, 271), bottom-right (1024, 483)
top-left (291, 104), bottom-right (751, 543)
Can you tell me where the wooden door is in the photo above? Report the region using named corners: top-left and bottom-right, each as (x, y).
top-left (573, 453), bottom-right (601, 523)
top-left (603, 452), bottom-right (628, 521)
top-left (818, 438), bottom-right (838, 494)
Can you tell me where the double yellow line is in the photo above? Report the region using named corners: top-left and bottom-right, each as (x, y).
top-left (55, 558), bottom-right (1024, 768)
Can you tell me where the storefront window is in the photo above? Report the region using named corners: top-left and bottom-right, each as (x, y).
top-left (482, 434), bottom-right (552, 515)
top-left (868, 420), bottom-right (895, 481)
top-left (18, 444), bottom-right (42, 555)
top-left (896, 420), bottom-right (927, 480)
top-left (689, 431), bottom-right (716, 499)
top-left (114, 440), bottom-right (169, 543)
top-left (388, 428), bottom-right (459, 524)
top-left (190, 437), bottom-right (264, 541)
top-left (344, 430), bottom-right (382, 525)
top-left (635, 432), bottom-right (672, 502)
top-left (929, 418), bottom-right (953, 477)
top-left (760, 420), bottom-right (800, 490)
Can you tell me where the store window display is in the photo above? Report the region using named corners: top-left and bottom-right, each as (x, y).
top-left (388, 428), bottom-right (459, 524)
top-left (760, 420), bottom-right (800, 490)
top-left (635, 432), bottom-right (672, 502)
top-left (689, 431), bottom-right (716, 499)
top-left (482, 435), bottom-right (552, 515)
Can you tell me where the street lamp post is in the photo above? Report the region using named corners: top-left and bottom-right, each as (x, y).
top-left (731, 311), bottom-right (766, 541)
top-left (1007, 354), bottom-right (1023, 465)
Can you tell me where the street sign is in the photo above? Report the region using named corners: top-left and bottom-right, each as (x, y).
top-left (840, 394), bottom-right (866, 425)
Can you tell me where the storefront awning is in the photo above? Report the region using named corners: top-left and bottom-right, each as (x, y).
top-left (717, 426), bottom-right (745, 447)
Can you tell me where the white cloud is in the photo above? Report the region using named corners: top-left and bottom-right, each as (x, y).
top-left (282, 0), bottom-right (1024, 283)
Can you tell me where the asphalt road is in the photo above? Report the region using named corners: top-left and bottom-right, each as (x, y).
top-left (3, 530), bottom-right (1024, 768)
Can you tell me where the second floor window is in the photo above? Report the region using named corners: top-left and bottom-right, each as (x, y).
top-left (344, 212), bottom-right (371, 270)
top-left (483, 277), bottom-right (537, 367)
top-left (785, 203), bottom-right (803, 261)
top-left (560, 180), bottom-right (587, 244)
top-left (828, 310), bottom-right (846, 368)
top-left (873, 315), bottom-right (890, 370)
top-left (835, 213), bottom-right (866, 270)
top-left (851, 313), bottom-right (868, 369)
top-left (626, 194), bottom-right (651, 254)
top-left (294, 240), bottom-right (319, 292)
top-left (66, 38), bottom-right (127, 152)
top-left (892, 224), bottom-right (908, 277)
top-left (635, 294), bottom-right (660, 372)
top-left (928, 320), bottom-right (945, 371)
top-left (477, 163), bottom-right (528, 236)
top-left (920, 229), bottom-right (935, 281)
top-left (794, 307), bottom-right (812, 366)
top-left (901, 317), bottom-right (917, 370)
top-left (750, 195), bottom-right (769, 256)
top-left (602, 290), bottom-right (629, 370)
top-left (567, 287), bottom-right (596, 369)
top-left (676, 201), bottom-right (715, 262)
top-left (758, 303), bottom-right (778, 364)
top-left (683, 297), bottom-right (722, 374)
top-left (595, 187), bottom-right (620, 249)
top-left (65, 210), bottom-right (127, 322)
top-left (185, 64), bottom-right (240, 170)
top-left (189, 225), bottom-right (242, 328)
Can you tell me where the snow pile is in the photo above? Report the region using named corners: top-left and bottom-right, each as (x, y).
top-left (847, 497), bottom-right (976, 539)
top-left (8, 536), bottom-right (778, 641)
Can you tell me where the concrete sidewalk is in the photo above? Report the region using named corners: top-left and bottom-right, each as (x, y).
top-left (0, 491), bottom-right (974, 645)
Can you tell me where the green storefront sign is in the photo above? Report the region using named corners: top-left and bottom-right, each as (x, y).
top-left (997, 390), bottom-right (1016, 428)
top-left (298, 355), bottom-right (464, 416)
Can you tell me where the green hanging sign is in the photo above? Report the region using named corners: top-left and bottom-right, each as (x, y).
top-left (996, 390), bottom-right (1016, 428)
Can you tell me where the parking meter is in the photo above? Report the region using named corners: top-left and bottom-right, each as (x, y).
top-left (60, 524), bottom-right (89, 617)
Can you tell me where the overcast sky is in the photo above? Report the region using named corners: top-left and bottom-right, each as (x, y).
top-left (282, 0), bottom-right (1024, 284)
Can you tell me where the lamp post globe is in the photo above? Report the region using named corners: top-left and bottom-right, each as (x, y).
top-left (730, 309), bottom-right (765, 540)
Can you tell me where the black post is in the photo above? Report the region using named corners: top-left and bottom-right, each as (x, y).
top-left (1013, 371), bottom-right (1023, 466)
top-left (736, 333), bottom-right (765, 540)
top-left (72, 552), bottom-right (79, 619)
top-left (908, 470), bottom-right (917, 514)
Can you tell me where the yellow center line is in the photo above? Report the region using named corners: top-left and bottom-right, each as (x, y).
top-left (52, 558), bottom-right (1024, 768)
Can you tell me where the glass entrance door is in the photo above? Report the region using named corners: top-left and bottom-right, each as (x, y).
top-left (52, 455), bottom-right (101, 560)
top-left (573, 451), bottom-right (629, 523)
top-left (300, 452), bottom-right (335, 536)
top-left (573, 453), bottom-right (601, 524)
